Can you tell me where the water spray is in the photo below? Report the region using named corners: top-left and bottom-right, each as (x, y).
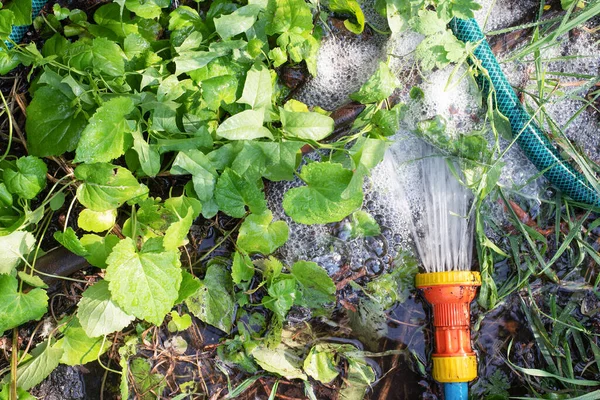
top-left (407, 145), bottom-right (480, 400)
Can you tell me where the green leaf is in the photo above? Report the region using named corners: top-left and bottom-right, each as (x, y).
top-left (349, 137), bottom-right (388, 171)
top-left (237, 63), bottom-right (273, 112)
top-left (216, 109), bottom-right (273, 140)
top-left (5, 1), bottom-right (31, 26)
top-left (237, 211), bottom-right (289, 255)
top-left (202, 75), bottom-right (238, 110)
top-left (215, 168), bottom-right (267, 218)
top-left (265, 0), bottom-right (313, 35)
top-left (338, 357), bottom-right (375, 400)
top-left (125, 0), bottom-right (169, 19)
top-left (80, 234), bottom-right (120, 268)
top-left (129, 358), bottom-right (167, 400)
top-left (231, 141), bottom-right (303, 182)
top-left (283, 162), bottom-right (362, 224)
top-left (350, 62), bottom-right (399, 104)
top-left (303, 344), bottom-right (339, 383)
top-left (78, 209), bottom-right (117, 232)
top-left (250, 344), bottom-right (307, 380)
top-left (263, 276), bottom-right (296, 318)
top-left (92, 37), bottom-right (126, 77)
top-left (0, 230), bottom-right (36, 275)
top-left (365, 252), bottom-right (418, 309)
top-left (232, 251), bottom-right (254, 284)
top-left (26, 86), bottom-right (88, 157)
top-left (75, 97), bottom-right (135, 163)
top-left (17, 272), bottom-right (48, 289)
top-left (0, 383), bottom-right (35, 400)
top-left (163, 207), bottom-right (194, 251)
top-left (280, 109), bottom-right (334, 141)
top-left (185, 262), bottom-right (235, 333)
top-left (170, 150), bottom-right (218, 202)
top-left (105, 238), bottom-right (182, 325)
top-left (0, 10), bottom-right (15, 40)
top-left (437, 0), bottom-right (482, 20)
top-left (291, 261), bottom-right (336, 311)
top-left (349, 211), bottom-right (380, 238)
top-left (174, 50), bottom-right (223, 75)
top-left (3, 156), bottom-right (47, 200)
top-left (214, 5), bottom-right (262, 40)
top-left (55, 317), bottom-right (108, 365)
top-left (175, 270), bottom-right (202, 304)
top-left (416, 30), bottom-right (466, 71)
top-left (77, 280), bottom-right (135, 337)
top-left (0, 275), bottom-right (48, 335)
top-left (75, 163), bottom-right (148, 212)
top-left (410, 9), bottom-right (447, 35)
top-left (329, 0), bottom-right (365, 34)
top-left (16, 341), bottom-right (63, 391)
top-left (54, 228), bottom-right (88, 257)
top-left (167, 311), bottom-right (192, 332)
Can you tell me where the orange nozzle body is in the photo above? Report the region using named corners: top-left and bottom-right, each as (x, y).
top-left (415, 271), bottom-right (481, 383)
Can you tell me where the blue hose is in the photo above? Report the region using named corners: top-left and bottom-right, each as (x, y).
top-left (444, 382), bottom-right (468, 400)
top-left (4, 1), bottom-right (48, 49)
top-left (450, 18), bottom-right (600, 208)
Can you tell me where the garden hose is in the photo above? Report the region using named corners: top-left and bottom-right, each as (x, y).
top-left (450, 17), bottom-right (600, 208)
top-left (4, 1), bottom-right (48, 49)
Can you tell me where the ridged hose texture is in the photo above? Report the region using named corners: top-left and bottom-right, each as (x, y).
top-left (450, 18), bottom-right (600, 207)
top-left (5, 0), bottom-right (49, 49)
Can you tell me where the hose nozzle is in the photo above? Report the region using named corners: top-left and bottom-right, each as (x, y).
top-left (416, 271), bottom-right (481, 383)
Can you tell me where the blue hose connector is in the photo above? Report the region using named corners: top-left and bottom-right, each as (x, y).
top-left (444, 382), bottom-right (469, 400)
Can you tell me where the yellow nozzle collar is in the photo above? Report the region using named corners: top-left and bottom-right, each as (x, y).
top-left (432, 355), bottom-right (478, 383)
top-left (415, 271), bottom-right (481, 288)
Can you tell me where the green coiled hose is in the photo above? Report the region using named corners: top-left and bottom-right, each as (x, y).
top-left (4, 0), bottom-right (48, 49)
top-left (450, 17), bottom-right (600, 208)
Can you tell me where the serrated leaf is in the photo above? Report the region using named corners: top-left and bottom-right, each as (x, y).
top-left (283, 162), bottom-right (362, 224)
top-left (349, 210), bottom-right (380, 238)
top-left (92, 37), bottom-right (126, 77)
top-left (80, 234), bottom-right (120, 268)
top-left (280, 109), bottom-right (334, 141)
top-left (185, 262), bottom-right (235, 333)
top-left (170, 150), bottom-right (218, 202)
top-left (125, 0), bottom-right (169, 19)
top-left (237, 211), bottom-right (289, 255)
top-left (25, 86), bottom-right (88, 157)
top-left (55, 317), bottom-right (108, 365)
top-left (105, 238), bottom-right (182, 325)
top-left (231, 141), bottom-right (303, 182)
top-left (215, 168), bottom-right (267, 218)
top-left (75, 97), bottom-right (135, 163)
top-left (232, 251), bottom-right (254, 284)
top-left (416, 30), bottom-right (466, 71)
top-left (77, 280), bottom-right (135, 337)
top-left (17, 272), bottom-right (48, 289)
top-left (0, 275), bottom-right (48, 335)
top-left (3, 156), bottom-right (47, 200)
top-left (214, 4), bottom-right (262, 40)
top-left (350, 62), bottom-right (399, 104)
top-left (216, 109), bottom-right (273, 140)
top-left (0, 230), bottom-right (36, 275)
top-left (78, 209), bottom-right (117, 232)
top-left (75, 163), bottom-right (148, 212)
top-left (16, 341), bottom-right (63, 391)
top-left (54, 228), bottom-right (88, 257)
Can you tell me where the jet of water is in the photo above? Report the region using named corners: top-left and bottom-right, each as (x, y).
top-left (385, 141), bottom-right (474, 273)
